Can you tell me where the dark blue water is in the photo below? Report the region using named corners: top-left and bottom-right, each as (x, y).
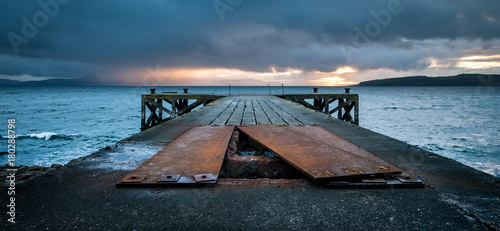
top-left (1, 86), bottom-right (499, 176)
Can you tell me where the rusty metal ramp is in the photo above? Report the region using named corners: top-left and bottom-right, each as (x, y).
top-left (238, 125), bottom-right (402, 181)
top-left (117, 125), bottom-right (234, 186)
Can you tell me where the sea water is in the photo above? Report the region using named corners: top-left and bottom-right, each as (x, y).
top-left (1, 86), bottom-right (499, 176)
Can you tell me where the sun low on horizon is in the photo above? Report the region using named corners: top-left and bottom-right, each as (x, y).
top-left (119, 66), bottom-right (362, 86)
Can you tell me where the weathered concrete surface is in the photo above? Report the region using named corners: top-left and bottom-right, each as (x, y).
top-left (2, 95), bottom-right (499, 230)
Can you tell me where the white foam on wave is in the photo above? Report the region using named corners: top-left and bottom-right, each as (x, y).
top-left (29, 132), bottom-right (58, 140)
top-left (1, 132), bottom-right (82, 140)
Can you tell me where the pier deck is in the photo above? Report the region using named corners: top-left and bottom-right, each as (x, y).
top-left (3, 95), bottom-right (499, 230)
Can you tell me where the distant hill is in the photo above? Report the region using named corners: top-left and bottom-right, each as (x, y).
top-left (0, 79), bottom-right (22, 86)
top-left (0, 74), bottom-right (116, 87)
top-left (2, 73), bottom-right (500, 87)
top-left (357, 74), bottom-right (500, 86)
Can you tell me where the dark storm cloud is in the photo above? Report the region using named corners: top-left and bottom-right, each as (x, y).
top-left (0, 0), bottom-right (499, 78)
top-left (0, 55), bottom-right (92, 77)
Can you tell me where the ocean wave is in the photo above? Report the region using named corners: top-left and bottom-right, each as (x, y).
top-left (1, 132), bottom-right (81, 140)
top-left (28, 132), bottom-right (58, 140)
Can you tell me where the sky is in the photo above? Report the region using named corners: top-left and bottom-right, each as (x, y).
top-left (1, 0), bottom-right (500, 86)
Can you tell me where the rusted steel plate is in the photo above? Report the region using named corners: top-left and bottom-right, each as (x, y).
top-left (117, 125), bottom-right (234, 185)
top-left (238, 125), bottom-right (401, 181)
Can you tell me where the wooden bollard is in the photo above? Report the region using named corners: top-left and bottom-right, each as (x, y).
top-left (345, 88), bottom-right (350, 93)
top-left (150, 88), bottom-right (156, 94)
top-left (313, 88), bottom-right (318, 93)
top-left (183, 88), bottom-right (189, 94)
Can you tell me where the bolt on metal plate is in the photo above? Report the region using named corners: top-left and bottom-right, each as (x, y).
top-left (378, 166), bottom-right (392, 171)
top-left (345, 168), bottom-right (365, 174)
top-left (157, 174), bottom-right (181, 182)
top-left (121, 174), bottom-right (146, 183)
top-left (194, 173), bottom-right (216, 182)
top-left (311, 170), bottom-right (336, 178)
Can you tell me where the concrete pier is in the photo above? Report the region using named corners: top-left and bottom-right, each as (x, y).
top-left (2, 95), bottom-right (499, 230)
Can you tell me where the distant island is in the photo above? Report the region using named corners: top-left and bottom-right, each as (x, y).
top-left (357, 74), bottom-right (500, 86)
top-left (0, 74), bottom-right (116, 87)
top-left (1, 73), bottom-right (500, 87)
